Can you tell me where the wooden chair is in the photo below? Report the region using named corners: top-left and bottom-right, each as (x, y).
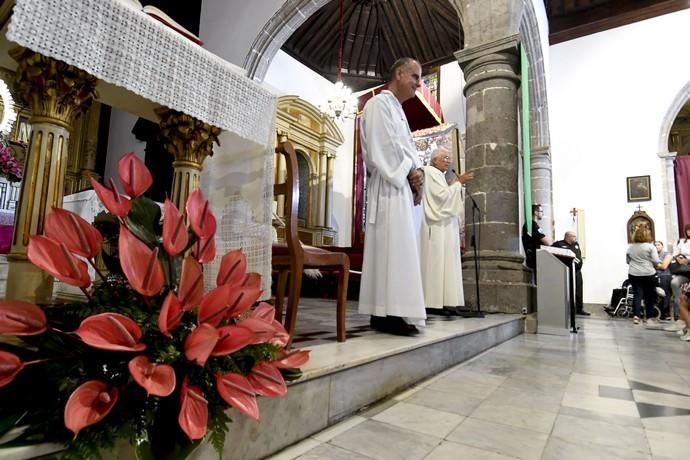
top-left (272, 141), bottom-right (350, 343)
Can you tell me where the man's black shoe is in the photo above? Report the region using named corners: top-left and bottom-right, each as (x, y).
top-left (370, 315), bottom-right (419, 336)
top-left (426, 307), bottom-right (455, 317)
top-left (576, 310), bottom-right (591, 316)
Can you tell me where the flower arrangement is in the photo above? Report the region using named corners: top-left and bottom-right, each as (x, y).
top-left (0, 153), bottom-right (307, 459)
top-left (0, 134), bottom-right (22, 182)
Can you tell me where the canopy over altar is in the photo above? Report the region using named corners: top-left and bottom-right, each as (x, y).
top-left (1, 0), bottom-right (278, 298)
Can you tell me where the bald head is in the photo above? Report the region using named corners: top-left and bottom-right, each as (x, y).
top-left (565, 231), bottom-right (577, 244)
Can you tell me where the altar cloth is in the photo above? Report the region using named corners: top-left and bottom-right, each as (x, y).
top-left (7, 0), bottom-right (277, 148)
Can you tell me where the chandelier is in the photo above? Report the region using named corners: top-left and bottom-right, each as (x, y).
top-left (321, 0), bottom-right (357, 121)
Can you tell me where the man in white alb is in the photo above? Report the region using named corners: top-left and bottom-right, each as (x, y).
top-left (359, 57), bottom-right (426, 336)
top-left (420, 147), bottom-right (473, 315)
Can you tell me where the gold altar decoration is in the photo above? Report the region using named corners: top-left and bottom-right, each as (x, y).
top-left (156, 107), bottom-right (221, 210)
top-left (6, 48), bottom-right (98, 303)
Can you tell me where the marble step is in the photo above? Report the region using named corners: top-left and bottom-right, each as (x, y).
top-left (191, 314), bottom-right (524, 460)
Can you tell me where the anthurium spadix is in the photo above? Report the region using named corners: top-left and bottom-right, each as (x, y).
top-left (45, 207), bottom-right (102, 259)
top-left (0, 300), bottom-right (48, 336)
top-left (118, 226), bottom-right (164, 297)
top-left (64, 380), bottom-right (119, 437)
top-left (27, 236), bottom-right (91, 288)
top-left (118, 152), bottom-right (153, 198)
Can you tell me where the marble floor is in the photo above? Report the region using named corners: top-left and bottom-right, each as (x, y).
top-left (270, 315), bottom-right (690, 460)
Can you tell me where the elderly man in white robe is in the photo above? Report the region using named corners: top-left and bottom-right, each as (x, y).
top-left (359, 57), bottom-right (426, 336)
top-left (420, 147), bottom-right (473, 315)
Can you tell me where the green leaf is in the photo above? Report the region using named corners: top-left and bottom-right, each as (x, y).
top-left (0, 411), bottom-right (27, 441)
top-left (134, 440), bottom-right (156, 460)
top-left (207, 407), bottom-right (231, 458)
top-left (126, 197), bottom-right (162, 245)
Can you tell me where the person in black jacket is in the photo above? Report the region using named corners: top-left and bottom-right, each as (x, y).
top-left (553, 231), bottom-right (589, 316)
top-left (521, 204), bottom-right (551, 278)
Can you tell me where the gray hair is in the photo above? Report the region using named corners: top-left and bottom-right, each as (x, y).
top-left (387, 57), bottom-right (419, 82)
top-left (430, 147), bottom-right (451, 162)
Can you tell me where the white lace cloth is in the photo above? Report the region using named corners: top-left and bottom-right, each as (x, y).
top-left (7, 0), bottom-right (277, 147)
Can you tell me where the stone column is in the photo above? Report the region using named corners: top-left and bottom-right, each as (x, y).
top-left (6, 49), bottom-right (97, 302)
top-left (316, 150), bottom-right (327, 227)
top-left (156, 108), bottom-right (221, 210)
top-left (456, 36), bottom-right (532, 313)
top-left (531, 146), bottom-right (554, 241)
top-left (659, 151), bottom-right (678, 245)
top-left (325, 153), bottom-right (335, 228)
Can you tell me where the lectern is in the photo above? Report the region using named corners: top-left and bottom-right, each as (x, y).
top-left (536, 247), bottom-right (577, 335)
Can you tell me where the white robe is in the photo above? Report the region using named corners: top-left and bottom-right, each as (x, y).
top-left (358, 91), bottom-right (426, 325)
top-left (420, 165), bottom-right (465, 308)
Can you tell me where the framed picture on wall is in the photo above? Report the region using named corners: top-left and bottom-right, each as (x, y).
top-left (627, 175), bottom-right (651, 202)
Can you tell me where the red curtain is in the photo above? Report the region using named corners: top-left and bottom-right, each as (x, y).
top-left (675, 155), bottom-right (690, 230)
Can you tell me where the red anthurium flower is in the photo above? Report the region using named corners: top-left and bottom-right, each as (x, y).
top-left (193, 236), bottom-right (216, 264)
top-left (250, 302), bottom-right (277, 322)
top-left (184, 323), bottom-right (219, 366)
top-left (90, 177), bottom-right (131, 217)
top-left (27, 236), bottom-right (91, 288)
top-left (178, 256), bottom-right (203, 310)
top-left (248, 362), bottom-right (287, 397)
top-left (178, 377), bottom-right (208, 441)
top-left (242, 272), bottom-right (262, 289)
top-left (45, 208), bottom-right (102, 259)
top-left (128, 356), bottom-right (176, 397)
top-left (162, 199), bottom-right (188, 256)
top-left (238, 318), bottom-right (278, 345)
top-left (186, 190), bottom-right (216, 240)
top-left (225, 286), bottom-right (262, 319)
top-left (0, 351), bottom-right (24, 387)
top-left (211, 326), bottom-right (255, 356)
top-left (64, 380), bottom-right (118, 436)
top-left (216, 249), bottom-right (246, 286)
top-left (158, 292), bottom-right (183, 337)
top-left (273, 350), bottom-right (310, 369)
top-left (270, 328), bottom-right (290, 348)
top-left (118, 152), bottom-right (153, 198)
top-left (216, 373), bottom-right (259, 421)
top-left (75, 312), bottom-right (146, 352)
top-left (197, 284), bottom-right (233, 327)
top-left (0, 300), bottom-right (48, 335)
top-left (118, 226), bottom-right (164, 297)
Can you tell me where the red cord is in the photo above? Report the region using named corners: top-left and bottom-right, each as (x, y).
top-left (338, 0), bottom-right (344, 82)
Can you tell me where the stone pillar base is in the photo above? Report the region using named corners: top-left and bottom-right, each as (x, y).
top-left (462, 252), bottom-right (534, 313)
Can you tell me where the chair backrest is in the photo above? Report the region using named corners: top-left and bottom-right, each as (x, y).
top-left (274, 142), bottom-right (301, 256)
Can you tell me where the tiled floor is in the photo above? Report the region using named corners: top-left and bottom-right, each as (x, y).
top-left (270, 315), bottom-right (690, 460)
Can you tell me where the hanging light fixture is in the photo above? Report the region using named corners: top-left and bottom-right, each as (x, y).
top-left (321, 0), bottom-right (357, 121)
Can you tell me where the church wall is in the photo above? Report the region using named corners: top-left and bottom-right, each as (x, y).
top-left (549, 9), bottom-right (690, 304)
top-left (198, 0), bottom-right (284, 68)
top-left (103, 109), bottom-right (146, 190)
top-left (439, 62), bottom-right (466, 133)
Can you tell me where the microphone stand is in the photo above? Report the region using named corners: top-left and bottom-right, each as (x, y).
top-left (459, 184), bottom-right (484, 318)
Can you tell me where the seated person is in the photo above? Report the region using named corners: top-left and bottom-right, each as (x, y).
top-left (419, 147), bottom-right (473, 315)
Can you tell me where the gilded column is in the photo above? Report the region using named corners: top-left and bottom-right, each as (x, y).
top-left (316, 150), bottom-right (327, 227)
top-left (6, 49), bottom-right (97, 302)
top-left (325, 153), bottom-right (335, 228)
top-left (156, 108), bottom-right (221, 210)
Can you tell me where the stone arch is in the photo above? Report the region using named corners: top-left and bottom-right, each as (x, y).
top-left (244, 0), bottom-right (464, 81)
top-left (656, 82), bottom-right (690, 243)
